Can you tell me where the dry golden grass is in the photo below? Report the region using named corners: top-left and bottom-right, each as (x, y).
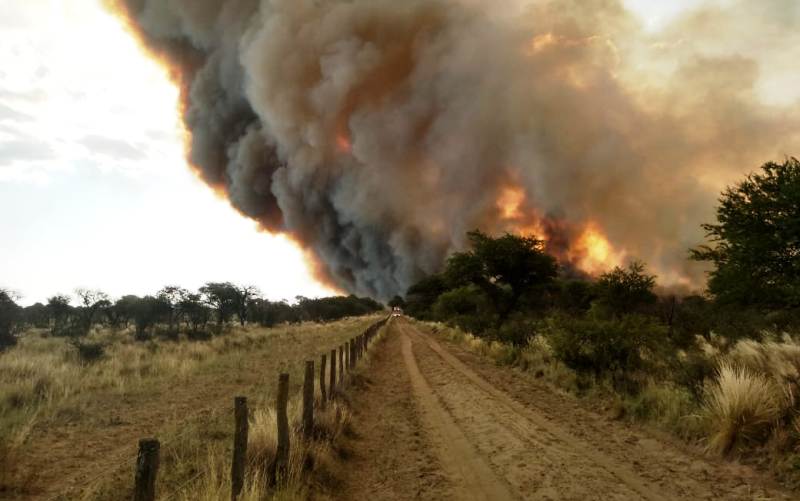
top-left (0, 315), bottom-right (383, 498)
top-left (702, 362), bottom-right (783, 455)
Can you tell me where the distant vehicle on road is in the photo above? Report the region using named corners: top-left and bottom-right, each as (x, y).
top-left (391, 306), bottom-right (403, 317)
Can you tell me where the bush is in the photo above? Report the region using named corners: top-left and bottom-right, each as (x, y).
top-left (485, 314), bottom-right (538, 347)
top-left (543, 313), bottom-right (667, 390)
top-left (433, 285), bottom-right (495, 335)
top-left (703, 362), bottom-right (783, 455)
top-left (70, 340), bottom-right (105, 364)
top-left (624, 383), bottom-right (701, 438)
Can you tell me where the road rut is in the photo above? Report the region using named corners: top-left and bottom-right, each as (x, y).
top-left (338, 318), bottom-right (792, 500)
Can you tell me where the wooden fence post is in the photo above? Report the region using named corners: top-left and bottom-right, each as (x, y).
top-left (303, 361), bottom-right (314, 439)
top-left (329, 349), bottom-right (336, 399)
top-left (133, 438), bottom-right (159, 501)
top-left (345, 341), bottom-right (350, 371)
top-left (273, 373), bottom-right (290, 483)
top-left (231, 397), bottom-right (248, 501)
top-left (338, 345), bottom-right (344, 384)
top-left (319, 354), bottom-right (327, 406)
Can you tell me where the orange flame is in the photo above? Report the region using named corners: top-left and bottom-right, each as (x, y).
top-left (497, 184), bottom-right (623, 275)
top-left (336, 132), bottom-right (352, 154)
top-left (569, 223), bottom-right (625, 275)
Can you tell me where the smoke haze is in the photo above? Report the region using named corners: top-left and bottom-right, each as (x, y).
top-left (107, 0), bottom-right (800, 298)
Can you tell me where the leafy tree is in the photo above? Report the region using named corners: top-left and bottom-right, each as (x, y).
top-left (233, 285), bottom-right (260, 326)
top-left (432, 285), bottom-right (495, 334)
top-left (553, 279), bottom-right (596, 313)
top-left (0, 288), bottom-right (22, 349)
top-left (47, 294), bottom-right (76, 337)
top-left (131, 295), bottom-right (164, 341)
top-left (199, 282), bottom-right (239, 327)
top-left (404, 274), bottom-right (449, 320)
top-left (179, 293), bottom-right (211, 333)
top-left (294, 295), bottom-right (382, 322)
top-left (22, 302), bottom-right (49, 328)
top-left (593, 261), bottom-right (656, 318)
top-left (157, 286), bottom-right (189, 335)
top-left (443, 230), bottom-right (558, 323)
top-left (106, 295), bottom-right (141, 329)
top-left (691, 158), bottom-right (800, 307)
top-left (73, 288), bottom-right (110, 336)
top-left (248, 298), bottom-right (299, 327)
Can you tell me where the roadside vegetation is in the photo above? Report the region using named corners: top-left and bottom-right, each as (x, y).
top-left (402, 158), bottom-right (800, 486)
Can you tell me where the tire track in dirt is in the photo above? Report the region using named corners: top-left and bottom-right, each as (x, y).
top-left (399, 330), bottom-right (514, 500)
top-left (337, 318), bottom-right (794, 500)
top-left (399, 321), bottom-right (665, 501)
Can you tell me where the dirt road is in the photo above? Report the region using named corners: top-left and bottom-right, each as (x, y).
top-left (339, 318), bottom-right (792, 500)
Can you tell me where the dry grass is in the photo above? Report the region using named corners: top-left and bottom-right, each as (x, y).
top-left (159, 321), bottom-right (387, 500)
top-left (702, 362), bottom-right (783, 455)
top-left (0, 315), bottom-right (383, 497)
top-left (725, 334), bottom-right (800, 408)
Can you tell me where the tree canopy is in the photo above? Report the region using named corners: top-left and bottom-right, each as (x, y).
top-left (691, 158), bottom-right (800, 307)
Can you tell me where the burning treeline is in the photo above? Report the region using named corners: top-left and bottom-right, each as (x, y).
top-left (106, 0), bottom-right (799, 299)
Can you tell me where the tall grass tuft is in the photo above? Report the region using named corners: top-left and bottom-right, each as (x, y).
top-left (702, 362), bottom-right (783, 455)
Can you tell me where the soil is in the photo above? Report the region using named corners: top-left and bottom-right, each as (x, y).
top-left (336, 318), bottom-right (794, 500)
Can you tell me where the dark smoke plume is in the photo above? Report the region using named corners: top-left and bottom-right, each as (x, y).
top-left (108, 0), bottom-right (800, 298)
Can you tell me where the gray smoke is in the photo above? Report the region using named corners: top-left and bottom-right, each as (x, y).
top-left (108, 0), bottom-right (800, 298)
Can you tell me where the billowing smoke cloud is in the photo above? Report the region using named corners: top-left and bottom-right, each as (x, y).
top-left (108, 0), bottom-right (800, 298)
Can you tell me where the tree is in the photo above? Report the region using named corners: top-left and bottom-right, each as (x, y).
top-left (22, 302), bottom-right (49, 328)
top-left (593, 261), bottom-right (657, 318)
top-left (130, 295), bottom-right (163, 340)
top-left (447, 230), bottom-right (558, 322)
top-left (73, 288), bottom-right (110, 336)
top-left (199, 282), bottom-right (239, 327)
top-left (47, 294), bottom-right (75, 336)
top-left (178, 293), bottom-right (211, 333)
top-left (157, 286), bottom-right (189, 335)
top-left (232, 285), bottom-right (260, 326)
top-left (0, 288), bottom-right (22, 349)
top-left (105, 295), bottom-right (142, 329)
top-left (404, 274), bottom-right (449, 320)
top-left (691, 158), bottom-right (800, 308)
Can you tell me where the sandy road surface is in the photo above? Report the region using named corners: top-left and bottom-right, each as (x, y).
top-left (339, 318), bottom-right (792, 500)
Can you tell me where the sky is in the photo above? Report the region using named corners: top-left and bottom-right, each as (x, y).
top-left (0, 1), bottom-right (337, 305)
top-left (0, 0), bottom-right (761, 305)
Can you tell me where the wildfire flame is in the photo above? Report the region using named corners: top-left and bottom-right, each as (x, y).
top-left (569, 223), bottom-right (625, 275)
top-left (497, 184), bottom-right (623, 275)
top-left (336, 132), bottom-right (352, 154)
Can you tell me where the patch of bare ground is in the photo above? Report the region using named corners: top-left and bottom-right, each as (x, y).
top-left (333, 329), bottom-right (451, 500)
top-left (337, 318), bottom-right (794, 500)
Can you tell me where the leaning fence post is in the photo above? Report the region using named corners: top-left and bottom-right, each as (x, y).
top-left (319, 354), bottom-right (327, 406)
top-left (329, 349), bottom-right (337, 399)
top-left (303, 361), bottom-right (314, 438)
top-left (231, 397), bottom-right (248, 501)
top-left (272, 373), bottom-right (290, 483)
top-left (134, 438), bottom-right (159, 501)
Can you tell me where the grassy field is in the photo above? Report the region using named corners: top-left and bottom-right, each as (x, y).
top-left (0, 315), bottom-right (383, 499)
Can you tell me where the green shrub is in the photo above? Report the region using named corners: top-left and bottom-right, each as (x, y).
top-left (543, 313), bottom-right (667, 391)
